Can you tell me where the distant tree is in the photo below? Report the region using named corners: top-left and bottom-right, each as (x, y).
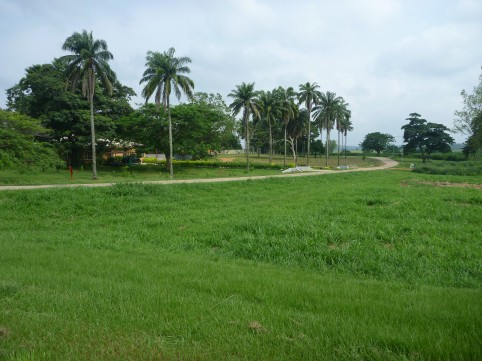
top-left (140, 48), bottom-right (194, 178)
top-left (0, 110), bottom-right (63, 170)
top-left (340, 114), bottom-right (354, 159)
top-left (335, 99), bottom-right (350, 165)
top-left (361, 132), bottom-right (395, 155)
top-left (59, 30), bottom-right (117, 179)
top-left (287, 108), bottom-right (309, 165)
top-left (402, 113), bottom-right (454, 162)
top-left (228, 82), bottom-right (260, 171)
top-left (298, 82), bottom-right (321, 165)
top-left (453, 72), bottom-right (482, 157)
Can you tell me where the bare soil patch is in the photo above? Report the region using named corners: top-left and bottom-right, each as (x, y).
top-left (401, 180), bottom-right (481, 189)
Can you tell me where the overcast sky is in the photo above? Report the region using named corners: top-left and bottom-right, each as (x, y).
top-left (1, 0), bottom-right (481, 145)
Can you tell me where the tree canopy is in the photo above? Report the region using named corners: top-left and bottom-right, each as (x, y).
top-left (361, 132), bottom-right (394, 155)
top-left (402, 113), bottom-right (454, 162)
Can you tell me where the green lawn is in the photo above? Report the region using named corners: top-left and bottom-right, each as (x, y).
top-left (1, 170), bottom-right (481, 360)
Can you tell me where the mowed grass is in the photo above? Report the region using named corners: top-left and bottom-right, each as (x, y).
top-left (1, 170), bottom-right (481, 360)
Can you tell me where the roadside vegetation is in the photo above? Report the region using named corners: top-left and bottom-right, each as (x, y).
top-left (1, 169), bottom-right (481, 359)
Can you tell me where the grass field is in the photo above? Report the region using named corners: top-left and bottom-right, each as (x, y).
top-left (0, 155), bottom-right (382, 186)
top-left (1, 168), bottom-right (481, 360)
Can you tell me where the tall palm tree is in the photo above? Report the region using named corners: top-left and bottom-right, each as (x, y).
top-left (335, 99), bottom-right (350, 165)
top-left (275, 86), bottom-right (298, 166)
top-left (257, 90), bottom-right (280, 163)
top-left (287, 109), bottom-right (309, 166)
top-left (298, 82), bottom-right (321, 165)
top-left (312, 91), bottom-right (343, 166)
top-left (60, 30), bottom-right (116, 179)
top-left (140, 48), bottom-right (194, 178)
top-left (341, 115), bottom-right (354, 158)
top-left (228, 82), bottom-right (260, 171)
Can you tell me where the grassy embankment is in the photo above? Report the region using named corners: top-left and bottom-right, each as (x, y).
top-left (1, 167), bottom-right (481, 360)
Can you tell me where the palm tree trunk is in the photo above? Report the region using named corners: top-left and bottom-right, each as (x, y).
top-left (167, 96), bottom-right (174, 178)
top-left (337, 129), bottom-right (341, 166)
top-left (268, 119), bottom-right (273, 163)
top-left (284, 125), bottom-right (287, 167)
top-left (325, 128), bottom-right (330, 167)
top-left (306, 104), bottom-right (311, 166)
top-left (88, 69), bottom-right (97, 179)
top-left (344, 132), bottom-right (347, 159)
top-left (244, 111), bottom-right (250, 172)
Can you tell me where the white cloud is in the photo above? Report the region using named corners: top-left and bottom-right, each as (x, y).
top-left (0, 0), bottom-right (480, 145)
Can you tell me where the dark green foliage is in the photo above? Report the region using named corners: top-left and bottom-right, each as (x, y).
top-left (402, 113), bottom-right (454, 162)
top-left (6, 60), bottom-right (135, 166)
top-left (0, 110), bottom-right (64, 170)
top-left (361, 132), bottom-right (394, 155)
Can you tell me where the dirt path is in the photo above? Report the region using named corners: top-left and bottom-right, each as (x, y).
top-left (0, 157), bottom-right (398, 191)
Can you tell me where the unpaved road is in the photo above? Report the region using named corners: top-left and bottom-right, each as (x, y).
top-left (0, 157), bottom-right (399, 191)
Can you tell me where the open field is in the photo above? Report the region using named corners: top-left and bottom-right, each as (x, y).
top-left (1, 169), bottom-right (481, 360)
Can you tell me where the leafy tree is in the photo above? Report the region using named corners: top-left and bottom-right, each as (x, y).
top-left (228, 82), bottom-right (260, 171)
top-left (312, 91), bottom-right (343, 166)
top-left (402, 113), bottom-right (454, 162)
top-left (6, 61), bottom-right (133, 166)
top-left (298, 82), bottom-right (321, 165)
top-left (361, 132), bottom-right (395, 155)
top-left (59, 30), bottom-right (117, 179)
top-left (140, 48), bottom-right (194, 178)
top-left (454, 72), bottom-right (482, 157)
top-left (0, 110), bottom-right (63, 170)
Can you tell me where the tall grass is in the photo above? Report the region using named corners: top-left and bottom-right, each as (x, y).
top-left (1, 170), bottom-right (481, 359)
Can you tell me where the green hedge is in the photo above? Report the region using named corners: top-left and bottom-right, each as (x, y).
top-left (141, 158), bottom-right (284, 170)
top-left (412, 161), bottom-right (482, 176)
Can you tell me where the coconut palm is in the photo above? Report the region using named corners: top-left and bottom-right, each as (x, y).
top-left (335, 99), bottom-right (350, 165)
top-left (257, 90), bottom-right (281, 163)
top-left (298, 82), bottom-right (321, 165)
top-left (140, 48), bottom-right (194, 178)
top-left (287, 109), bottom-right (309, 166)
top-left (228, 82), bottom-right (260, 171)
top-left (340, 109), bottom-right (353, 159)
top-left (312, 91), bottom-right (343, 166)
top-left (60, 30), bottom-right (116, 179)
top-left (275, 86), bottom-right (298, 166)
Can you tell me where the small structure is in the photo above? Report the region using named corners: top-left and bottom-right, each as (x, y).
top-left (282, 166), bottom-right (315, 173)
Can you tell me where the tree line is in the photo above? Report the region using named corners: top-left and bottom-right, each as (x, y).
top-left (2, 30), bottom-right (354, 178)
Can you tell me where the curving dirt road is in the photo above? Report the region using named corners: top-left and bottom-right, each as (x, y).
top-left (0, 157), bottom-right (398, 191)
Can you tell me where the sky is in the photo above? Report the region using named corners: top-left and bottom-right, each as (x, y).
top-left (1, 0), bottom-right (481, 146)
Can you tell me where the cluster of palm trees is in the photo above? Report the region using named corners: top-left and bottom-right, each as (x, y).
top-left (59, 30), bottom-right (353, 179)
top-left (60, 30), bottom-right (194, 179)
top-left (228, 82), bottom-right (353, 169)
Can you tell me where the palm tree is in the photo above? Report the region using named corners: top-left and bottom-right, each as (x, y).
top-left (298, 82), bottom-right (321, 165)
top-left (312, 91), bottom-right (343, 166)
top-left (228, 82), bottom-right (260, 171)
top-left (257, 90), bottom-right (280, 163)
top-left (335, 99), bottom-right (350, 165)
top-left (275, 86), bottom-right (298, 166)
top-left (140, 48), bottom-right (194, 178)
top-left (287, 109), bottom-right (309, 165)
top-left (340, 109), bottom-right (353, 159)
top-left (60, 30), bottom-right (116, 179)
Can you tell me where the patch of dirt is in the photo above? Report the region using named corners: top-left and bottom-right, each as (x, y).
top-left (248, 321), bottom-right (267, 332)
top-left (218, 157), bottom-right (235, 162)
top-left (401, 180), bottom-right (481, 189)
top-left (0, 327), bottom-right (10, 337)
